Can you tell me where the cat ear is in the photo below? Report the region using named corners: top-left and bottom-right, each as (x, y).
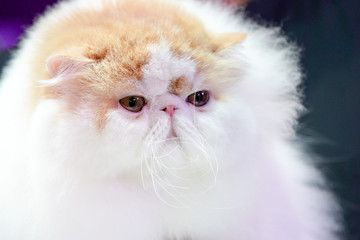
top-left (212, 33), bottom-right (247, 52)
top-left (46, 54), bottom-right (92, 78)
top-left (43, 53), bottom-right (94, 88)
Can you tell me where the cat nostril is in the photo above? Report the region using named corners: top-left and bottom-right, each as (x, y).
top-left (162, 105), bottom-right (176, 117)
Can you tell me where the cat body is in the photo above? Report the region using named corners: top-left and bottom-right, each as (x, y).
top-left (0, 0), bottom-right (340, 239)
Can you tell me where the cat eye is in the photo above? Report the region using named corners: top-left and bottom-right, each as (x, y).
top-left (186, 90), bottom-right (210, 107)
top-left (119, 96), bottom-right (146, 112)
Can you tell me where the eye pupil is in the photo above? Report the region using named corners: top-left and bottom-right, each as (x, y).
top-left (119, 96), bottom-right (146, 112)
top-left (187, 90), bottom-right (209, 107)
top-left (195, 92), bottom-right (203, 103)
top-left (128, 97), bottom-right (137, 108)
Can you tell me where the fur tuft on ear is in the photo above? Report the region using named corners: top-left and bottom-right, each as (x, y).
top-left (212, 33), bottom-right (247, 52)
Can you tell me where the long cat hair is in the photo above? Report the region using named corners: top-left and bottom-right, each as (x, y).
top-left (0, 0), bottom-right (341, 239)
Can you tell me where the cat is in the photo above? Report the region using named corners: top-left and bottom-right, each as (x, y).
top-left (0, 0), bottom-right (341, 239)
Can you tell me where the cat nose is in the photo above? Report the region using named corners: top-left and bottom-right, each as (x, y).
top-left (162, 105), bottom-right (177, 117)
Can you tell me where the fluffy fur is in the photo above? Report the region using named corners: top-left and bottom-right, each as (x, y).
top-left (0, 0), bottom-right (341, 239)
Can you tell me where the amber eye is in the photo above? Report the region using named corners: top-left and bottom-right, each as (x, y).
top-left (186, 90), bottom-right (210, 107)
top-left (119, 96), bottom-right (146, 112)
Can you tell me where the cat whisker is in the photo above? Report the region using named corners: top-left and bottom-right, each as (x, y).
top-left (140, 152), bottom-right (148, 190)
top-left (149, 146), bottom-right (190, 190)
top-left (148, 154), bottom-right (190, 207)
top-left (177, 129), bottom-right (219, 182)
top-left (142, 115), bottom-right (221, 207)
top-left (151, 177), bottom-right (188, 208)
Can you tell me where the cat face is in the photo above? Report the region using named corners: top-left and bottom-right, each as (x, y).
top-left (43, 37), bottom-right (246, 175)
top-left (30, 1), bottom-right (257, 204)
top-left (23, 0), bottom-right (304, 207)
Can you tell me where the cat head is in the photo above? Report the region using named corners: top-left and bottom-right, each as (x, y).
top-left (29, 0), bottom-right (302, 204)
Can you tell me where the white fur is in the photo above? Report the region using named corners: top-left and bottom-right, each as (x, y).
top-left (0, 0), bottom-right (341, 239)
top-left (143, 42), bottom-right (198, 98)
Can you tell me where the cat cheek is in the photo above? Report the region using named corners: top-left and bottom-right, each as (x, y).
top-left (97, 112), bottom-right (149, 172)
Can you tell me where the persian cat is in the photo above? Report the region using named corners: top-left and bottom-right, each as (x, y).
top-left (0, 0), bottom-right (341, 239)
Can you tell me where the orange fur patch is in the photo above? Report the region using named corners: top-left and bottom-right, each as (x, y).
top-left (83, 45), bottom-right (108, 61)
top-left (94, 100), bottom-right (119, 131)
top-left (168, 76), bottom-right (192, 96)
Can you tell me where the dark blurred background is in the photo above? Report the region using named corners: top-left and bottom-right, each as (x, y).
top-left (0, 0), bottom-right (359, 239)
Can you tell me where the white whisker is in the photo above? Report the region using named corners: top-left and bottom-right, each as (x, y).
top-left (140, 113), bottom-right (221, 207)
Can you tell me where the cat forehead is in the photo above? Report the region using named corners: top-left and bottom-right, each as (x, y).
top-left (78, 23), bottom-right (205, 95)
top-left (84, 41), bottom-right (198, 96)
top-left (142, 42), bottom-right (197, 96)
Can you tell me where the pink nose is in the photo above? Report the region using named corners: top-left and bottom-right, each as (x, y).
top-left (162, 105), bottom-right (176, 117)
